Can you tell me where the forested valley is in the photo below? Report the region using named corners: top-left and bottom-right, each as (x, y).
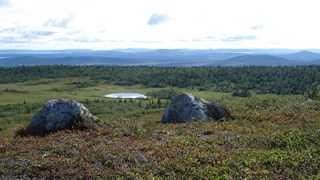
top-left (1, 65), bottom-right (319, 95)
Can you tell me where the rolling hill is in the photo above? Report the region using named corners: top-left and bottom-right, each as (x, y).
top-left (1, 49), bottom-right (320, 67)
top-left (280, 51), bottom-right (320, 62)
top-left (209, 55), bottom-right (299, 66)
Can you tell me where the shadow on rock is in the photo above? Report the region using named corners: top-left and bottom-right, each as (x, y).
top-left (16, 99), bottom-right (101, 137)
top-left (161, 93), bottom-right (232, 123)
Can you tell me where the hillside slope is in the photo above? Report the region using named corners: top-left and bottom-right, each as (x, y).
top-left (210, 55), bottom-right (299, 66)
top-left (281, 51), bottom-right (320, 62)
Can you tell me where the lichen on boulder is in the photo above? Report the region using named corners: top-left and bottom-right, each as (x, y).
top-left (161, 93), bottom-right (232, 123)
top-left (28, 99), bottom-right (99, 135)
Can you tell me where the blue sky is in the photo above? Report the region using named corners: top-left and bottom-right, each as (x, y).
top-left (0, 0), bottom-right (319, 50)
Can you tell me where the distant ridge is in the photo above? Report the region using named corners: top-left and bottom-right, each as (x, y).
top-left (281, 51), bottom-right (320, 62)
top-left (306, 59), bottom-right (320, 65)
top-left (209, 55), bottom-right (298, 66)
top-left (0, 56), bottom-right (142, 66)
top-left (1, 49), bottom-right (320, 67)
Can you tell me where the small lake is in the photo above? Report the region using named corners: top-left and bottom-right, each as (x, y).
top-left (104, 93), bottom-right (147, 99)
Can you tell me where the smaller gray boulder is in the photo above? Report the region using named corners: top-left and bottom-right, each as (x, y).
top-left (30, 99), bottom-right (98, 133)
top-left (161, 93), bottom-right (231, 123)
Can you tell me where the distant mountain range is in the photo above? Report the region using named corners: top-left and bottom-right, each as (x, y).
top-left (280, 51), bottom-right (320, 62)
top-left (1, 49), bottom-right (320, 67)
top-left (210, 55), bottom-right (296, 66)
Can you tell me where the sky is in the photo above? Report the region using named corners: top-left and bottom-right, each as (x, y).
top-left (0, 0), bottom-right (320, 50)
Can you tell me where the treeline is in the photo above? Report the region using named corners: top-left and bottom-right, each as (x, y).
top-left (0, 65), bottom-right (319, 95)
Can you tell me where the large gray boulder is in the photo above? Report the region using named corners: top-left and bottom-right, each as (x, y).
top-left (161, 94), bottom-right (231, 123)
top-left (30, 99), bottom-right (98, 133)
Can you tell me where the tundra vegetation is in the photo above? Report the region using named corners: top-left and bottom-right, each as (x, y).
top-left (0, 65), bottom-right (319, 179)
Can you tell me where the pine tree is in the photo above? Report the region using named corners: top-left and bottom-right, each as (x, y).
top-left (157, 98), bottom-right (161, 108)
top-left (305, 83), bottom-right (320, 100)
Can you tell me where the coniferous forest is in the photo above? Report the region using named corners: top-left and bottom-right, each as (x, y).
top-left (0, 65), bottom-right (319, 95)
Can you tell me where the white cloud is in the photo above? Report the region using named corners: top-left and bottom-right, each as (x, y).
top-left (0, 0), bottom-right (320, 49)
top-left (251, 25), bottom-right (264, 30)
top-left (44, 15), bottom-right (74, 28)
top-left (222, 35), bottom-right (257, 42)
